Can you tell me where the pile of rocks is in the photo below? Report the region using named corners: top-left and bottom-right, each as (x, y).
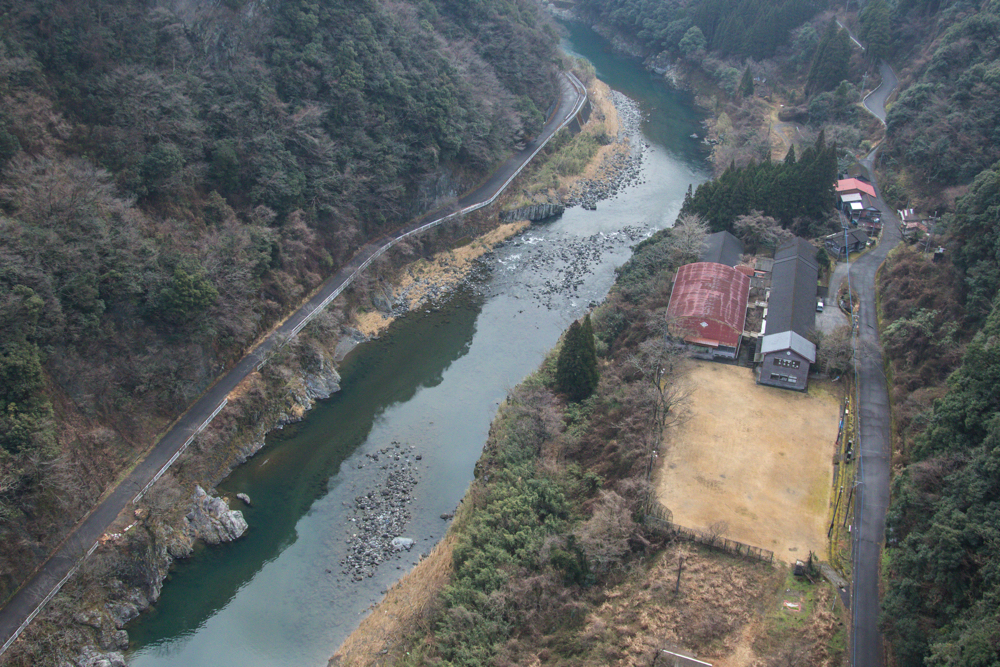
top-left (341, 443), bottom-right (421, 581)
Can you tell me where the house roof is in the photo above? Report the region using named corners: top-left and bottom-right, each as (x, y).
top-left (765, 237), bottom-right (818, 339)
top-left (774, 237), bottom-right (820, 268)
top-left (836, 178), bottom-right (877, 198)
top-left (840, 193), bottom-right (863, 203)
top-left (898, 208), bottom-right (929, 222)
top-left (700, 231), bottom-right (745, 267)
top-left (760, 331), bottom-right (817, 363)
top-left (667, 262), bottom-right (751, 349)
top-left (826, 229), bottom-right (869, 250)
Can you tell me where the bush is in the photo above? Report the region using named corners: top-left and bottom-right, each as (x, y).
top-left (157, 268), bottom-right (219, 324)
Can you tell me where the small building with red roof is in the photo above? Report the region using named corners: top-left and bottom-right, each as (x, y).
top-left (667, 262), bottom-right (751, 359)
top-left (836, 178), bottom-right (876, 199)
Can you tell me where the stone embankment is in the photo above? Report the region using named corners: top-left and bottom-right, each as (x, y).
top-left (499, 203), bottom-right (565, 223)
top-left (342, 443), bottom-right (422, 582)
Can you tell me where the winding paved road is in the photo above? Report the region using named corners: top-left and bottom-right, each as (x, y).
top-left (863, 61), bottom-right (897, 125)
top-left (0, 71), bottom-right (588, 659)
top-left (843, 57), bottom-right (898, 665)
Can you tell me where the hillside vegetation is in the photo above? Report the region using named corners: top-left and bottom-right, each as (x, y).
top-left (883, 0), bottom-right (1000, 191)
top-left (0, 0), bottom-right (559, 602)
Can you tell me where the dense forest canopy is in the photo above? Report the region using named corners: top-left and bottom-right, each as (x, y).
top-left (0, 0), bottom-right (560, 601)
top-left (883, 0), bottom-right (1000, 187)
top-left (880, 164), bottom-right (1000, 666)
top-left (678, 133), bottom-right (838, 236)
top-left (576, 0), bottom-right (823, 60)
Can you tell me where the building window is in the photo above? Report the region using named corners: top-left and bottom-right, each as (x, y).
top-left (769, 373), bottom-right (797, 384)
top-left (773, 358), bottom-right (800, 369)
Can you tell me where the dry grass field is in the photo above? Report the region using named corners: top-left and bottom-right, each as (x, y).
top-left (657, 362), bottom-right (841, 564)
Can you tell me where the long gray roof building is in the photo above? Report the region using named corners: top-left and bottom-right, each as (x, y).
top-left (765, 237), bottom-right (819, 338)
top-left (758, 237), bottom-right (820, 391)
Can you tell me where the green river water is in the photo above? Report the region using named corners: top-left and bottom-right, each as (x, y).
top-left (127, 20), bottom-right (709, 666)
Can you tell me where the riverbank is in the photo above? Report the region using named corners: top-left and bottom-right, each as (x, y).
top-left (0, 68), bottom-right (647, 667)
top-left (351, 221), bottom-right (530, 339)
top-left (330, 224), bottom-right (848, 667)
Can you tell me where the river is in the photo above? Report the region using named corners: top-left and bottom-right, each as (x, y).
top-left (127, 20), bottom-right (709, 667)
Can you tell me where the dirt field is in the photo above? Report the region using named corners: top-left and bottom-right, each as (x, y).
top-left (657, 362), bottom-right (840, 564)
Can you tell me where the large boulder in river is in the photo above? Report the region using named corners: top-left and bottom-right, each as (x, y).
top-left (185, 486), bottom-right (248, 545)
top-left (391, 537), bottom-right (415, 551)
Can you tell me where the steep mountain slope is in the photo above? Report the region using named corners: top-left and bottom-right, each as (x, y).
top-left (0, 0), bottom-right (559, 603)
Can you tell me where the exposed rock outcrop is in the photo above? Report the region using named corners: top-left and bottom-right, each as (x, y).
top-left (71, 646), bottom-right (126, 667)
top-left (186, 486), bottom-right (248, 545)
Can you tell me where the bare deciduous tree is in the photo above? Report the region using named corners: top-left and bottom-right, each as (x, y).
top-left (816, 324), bottom-right (856, 377)
top-left (732, 209), bottom-right (793, 253)
top-left (575, 490), bottom-right (635, 572)
top-left (670, 213), bottom-right (709, 263)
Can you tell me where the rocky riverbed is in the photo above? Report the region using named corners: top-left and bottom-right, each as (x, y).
top-left (562, 91), bottom-right (646, 210)
top-left (341, 444), bottom-right (423, 582)
top-left (492, 224), bottom-right (653, 309)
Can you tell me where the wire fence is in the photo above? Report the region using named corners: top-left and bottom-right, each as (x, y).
top-left (644, 501), bottom-right (775, 565)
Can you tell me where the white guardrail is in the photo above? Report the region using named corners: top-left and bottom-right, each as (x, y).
top-left (0, 72), bottom-right (588, 660)
top-left (284, 71), bottom-right (587, 345)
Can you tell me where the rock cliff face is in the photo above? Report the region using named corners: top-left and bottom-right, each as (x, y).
top-left (67, 486), bottom-right (248, 666)
top-left (500, 203), bottom-right (565, 222)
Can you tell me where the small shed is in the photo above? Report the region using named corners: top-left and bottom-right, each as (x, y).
top-left (839, 192), bottom-right (862, 213)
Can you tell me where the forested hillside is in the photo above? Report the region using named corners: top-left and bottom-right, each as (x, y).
top-left (576, 0), bottom-right (822, 60)
top-left (879, 166), bottom-right (1000, 666)
top-left (883, 0), bottom-right (1000, 190)
top-left (866, 1), bottom-right (1000, 664)
top-left (0, 0), bottom-right (558, 602)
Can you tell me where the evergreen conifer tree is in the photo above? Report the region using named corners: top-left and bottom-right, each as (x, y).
top-left (739, 67), bottom-right (755, 98)
top-left (556, 315), bottom-right (599, 402)
top-left (806, 21), bottom-right (851, 95)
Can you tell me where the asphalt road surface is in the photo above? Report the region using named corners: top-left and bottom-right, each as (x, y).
top-left (848, 136), bottom-right (899, 667)
top-left (0, 71), bottom-right (587, 658)
top-left (863, 61), bottom-right (897, 125)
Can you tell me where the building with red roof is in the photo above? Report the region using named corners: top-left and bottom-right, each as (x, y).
top-left (836, 178), bottom-right (876, 199)
top-left (667, 262), bottom-right (751, 359)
